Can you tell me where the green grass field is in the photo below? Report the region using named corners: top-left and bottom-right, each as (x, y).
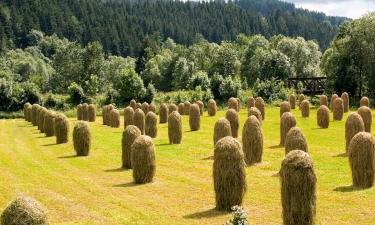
top-left (0, 106), bottom-right (374, 225)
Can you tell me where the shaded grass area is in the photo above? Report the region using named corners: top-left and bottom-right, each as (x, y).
top-left (0, 106), bottom-right (374, 224)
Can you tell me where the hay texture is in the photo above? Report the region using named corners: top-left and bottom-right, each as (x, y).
top-left (280, 112), bottom-right (297, 146)
top-left (189, 104), bottom-right (201, 131)
top-left (168, 104), bottom-right (178, 114)
top-left (136, 103), bottom-right (142, 109)
top-left (145, 111), bottom-right (158, 138)
top-left (178, 103), bottom-right (184, 115)
top-left (285, 127), bottom-right (308, 155)
top-left (247, 97), bottom-right (255, 109)
top-left (1, 196), bottom-right (48, 225)
top-left (131, 135), bottom-right (156, 184)
top-left (77, 104), bottom-right (83, 120)
top-left (184, 101), bottom-right (191, 115)
top-left (288, 95), bottom-right (296, 109)
top-left (330, 94), bottom-right (338, 109)
top-left (300, 100), bottom-right (310, 118)
top-left (38, 107), bottom-right (48, 133)
top-left (31, 104), bottom-right (40, 126)
top-left (54, 113), bottom-right (69, 144)
top-left (130, 99), bottom-right (137, 110)
top-left (141, 102), bottom-right (149, 115)
top-left (280, 150), bottom-right (316, 225)
top-left (280, 101), bottom-right (291, 117)
top-left (148, 103), bottom-right (156, 113)
top-left (248, 107), bottom-right (262, 125)
top-left (208, 99), bottom-right (217, 116)
top-left (110, 109), bottom-right (120, 128)
top-left (333, 98), bottom-right (344, 121)
top-left (213, 118), bottom-right (232, 146)
top-left (124, 106), bottom-right (135, 128)
top-left (341, 92), bottom-right (349, 112)
top-left (82, 103), bottom-right (89, 121)
top-left (345, 113), bottom-right (365, 153)
top-left (349, 132), bottom-right (375, 189)
top-left (317, 105), bottom-right (330, 128)
top-left (88, 104), bottom-right (96, 122)
top-left (213, 136), bottom-right (246, 211)
top-left (122, 125), bottom-right (141, 169)
top-left (298, 94), bottom-right (306, 107)
top-left (196, 100), bottom-right (204, 115)
top-left (168, 111), bottom-right (182, 144)
top-left (226, 109), bottom-right (239, 138)
top-left (159, 103), bottom-right (169, 124)
top-left (228, 97), bottom-right (239, 112)
top-left (73, 121), bottom-right (91, 156)
top-left (23, 103), bottom-right (31, 121)
top-left (43, 111), bottom-right (55, 137)
top-left (360, 97), bottom-right (369, 107)
top-left (255, 97), bottom-right (265, 120)
top-left (320, 95), bottom-right (328, 106)
top-left (242, 115), bottom-right (263, 166)
top-left (134, 108), bottom-right (145, 135)
top-left (358, 106), bottom-right (372, 133)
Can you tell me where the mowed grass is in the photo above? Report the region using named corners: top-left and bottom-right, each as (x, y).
top-left (0, 106), bottom-right (374, 225)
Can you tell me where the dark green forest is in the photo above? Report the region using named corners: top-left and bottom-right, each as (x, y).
top-left (0, 0), bottom-right (346, 56)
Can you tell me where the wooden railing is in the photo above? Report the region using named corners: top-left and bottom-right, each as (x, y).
top-left (287, 77), bottom-right (326, 95)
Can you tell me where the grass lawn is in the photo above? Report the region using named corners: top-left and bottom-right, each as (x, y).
top-left (0, 106), bottom-right (374, 224)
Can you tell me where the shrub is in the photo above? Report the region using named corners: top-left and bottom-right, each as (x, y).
top-left (134, 108), bottom-right (145, 134)
top-left (320, 95), bottom-right (328, 106)
top-left (341, 92), bottom-right (349, 112)
top-left (110, 109), bottom-right (120, 128)
top-left (189, 104), bottom-right (200, 131)
top-left (255, 97), bottom-right (265, 120)
top-left (280, 112), bottom-right (296, 146)
top-left (122, 125), bottom-right (141, 169)
top-left (226, 206), bottom-right (248, 225)
top-left (68, 82), bottom-right (85, 105)
top-left (131, 135), bottom-right (156, 184)
top-left (43, 93), bottom-right (57, 108)
top-left (208, 99), bottom-right (217, 116)
top-left (88, 104), bottom-right (96, 122)
top-left (54, 113), bottom-right (69, 144)
top-left (300, 100), bottom-right (310, 118)
top-left (145, 111), bottom-right (158, 138)
top-left (285, 127), bottom-right (308, 155)
top-left (317, 105), bottom-right (330, 128)
top-left (288, 95), bottom-right (295, 109)
top-left (188, 70), bottom-right (211, 90)
top-left (280, 150), bottom-right (316, 225)
top-left (349, 132), bottom-right (375, 189)
top-left (360, 96), bottom-right (369, 107)
top-left (358, 106), bottom-right (372, 133)
top-left (124, 106), bottom-right (134, 128)
top-left (0, 196), bottom-right (48, 225)
top-left (248, 107), bottom-right (262, 124)
top-left (242, 115), bottom-right (263, 166)
top-left (168, 111), bottom-right (182, 144)
top-left (280, 101), bottom-right (291, 117)
top-left (253, 78), bottom-right (289, 103)
top-left (226, 109), bottom-right (239, 138)
top-left (114, 68), bottom-right (146, 103)
top-left (214, 118), bottom-right (232, 146)
top-left (333, 98), bottom-right (344, 120)
top-left (345, 113), bottom-right (364, 153)
top-left (213, 136), bottom-right (246, 211)
top-left (73, 121), bottom-right (91, 156)
top-left (159, 103), bottom-right (168, 123)
top-left (142, 83), bottom-right (156, 103)
top-left (219, 76), bottom-right (242, 101)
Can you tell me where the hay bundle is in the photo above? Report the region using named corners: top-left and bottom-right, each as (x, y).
top-left (88, 104), bottom-right (96, 122)
top-left (141, 102), bottom-right (149, 114)
top-left (102, 105), bottom-right (107, 125)
top-left (298, 94), bottom-right (306, 107)
top-left (131, 135), bottom-right (156, 184)
top-left (330, 94), bottom-right (338, 109)
top-left (136, 103), bottom-right (142, 109)
top-left (285, 127), bottom-right (308, 155)
top-left (110, 109), bottom-right (120, 128)
top-left (213, 136), bottom-right (246, 211)
top-left (184, 101), bottom-right (191, 115)
top-left (134, 108), bottom-right (145, 134)
top-left (196, 100), bottom-right (204, 115)
top-left (345, 113), bottom-right (365, 153)
top-left (226, 109), bottom-right (239, 138)
top-left (103, 104), bottom-right (114, 125)
top-left (247, 97), bottom-right (255, 109)
top-left (130, 99), bottom-right (137, 110)
top-left (168, 103), bottom-right (178, 114)
top-left (31, 104), bottom-right (40, 126)
top-left (168, 111), bottom-right (182, 144)
top-left (242, 115), bottom-right (263, 166)
top-left (320, 95), bottom-right (328, 106)
top-left (145, 111), bottom-right (158, 138)
top-left (360, 96), bottom-right (369, 107)
top-left (177, 103), bottom-right (184, 115)
top-left (349, 132), bottom-right (375, 188)
top-left (82, 103), bottom-right (89, 121)
top-left (280, 112), bottom-right (297, 146)
top-left (213, 118), bottom-right (232, 146)
top-left (122, 125), bottom-right (141, 169)
top-left (333, 97), bottom-right (344, 121)
top-left (300, 100), bottom-right (310, 118)
top-left (38, 107), bottom-right (48, 133)
top-left (189, 104), bottom-right (201, 131)
top-left (54, 113), bottom-right (69, 144)
top-left (280, 150), bottom-right (316, 225)
top-left (280, 101), bottom-right (291, 117)
top-left (317, 105), bottom-right (330, 128)
top-left (73, 121), bottom-right (91, 156)
top-left (228, 97), bottom-right (239, 112)
top-left (44, 111), bottom-right (55, 137)
top-left (159, 103), bottom-right (169, 124)
top-left (248, 107), bottom-right (262, 125)
top-left (124, 106), bottom-right (135, 128)
top-left (25, 104), bottom-right (33, 122)
top-left (288, 95), bottom-right (296, 109)
top-left (148, 103), bottom-right (156, 113)
top-left (23, 103), bottom-right (31, 121)
top-left (208, 99), bottom-right (217, 116)
top-left (255, 97), bottom-right (265, 120)
top-left (341, 92), bottom-right (349, 112)
top-left (77, 104), bottom-right (83, 120)
top-left (1, 196), bottom-right (48, 225)
top-left (358, 106), bottom-right (372, 133)
top-left (236, 98), bottom-right (241, 111)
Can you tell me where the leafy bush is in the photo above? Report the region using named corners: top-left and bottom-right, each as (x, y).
top-left (225, 206), bottom-right (248, 225)
top-left (188, 71), bottom-right (211, 90)
top-left (153, 87), bottom-right (213, 106)
top-left (219, 76), bottom-right (242, 100)
top-left (211, 73), bottom-right (224, 99)
top-left (114, 68), bottom-right (146, 104)
top-left (0, 79), bottom-right (40, 111)
top-left (142, 83), bottom-right (157, 103)
top-left (253, 77), bottom-right (290, 103)
top-left (67, 82), bottom-right (85, 105)
top-left (43, 93), bottom-right (58, 108)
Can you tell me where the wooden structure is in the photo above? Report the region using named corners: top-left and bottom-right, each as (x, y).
top-left (287, 77), bottom-right (326, 95)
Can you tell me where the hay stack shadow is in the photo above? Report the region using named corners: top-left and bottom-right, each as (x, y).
top-left (183, 208), bottom-right (228, 219)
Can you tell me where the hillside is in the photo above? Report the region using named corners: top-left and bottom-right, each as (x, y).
top-left (0, 0), bottom-right (347, 56)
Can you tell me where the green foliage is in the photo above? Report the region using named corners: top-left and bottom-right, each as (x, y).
top-left (153, 88), bottom-right (213, 106)
top-left (226, 206), bottom-right (248, 225)
top-left (253, 78), bottom-right (290, 103)
top-left (142, 83), bottom-right (157, 103)
top-left (114, 68), bottom-right (146, 104)
top-left (219, 76), bottom-right (242, 100)
top-left (188, 71), bottom-right (211, 90)
top-left (67, 82), bottom-right (85, 105)
top-left (0, 79), bottom-right (40, 111)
